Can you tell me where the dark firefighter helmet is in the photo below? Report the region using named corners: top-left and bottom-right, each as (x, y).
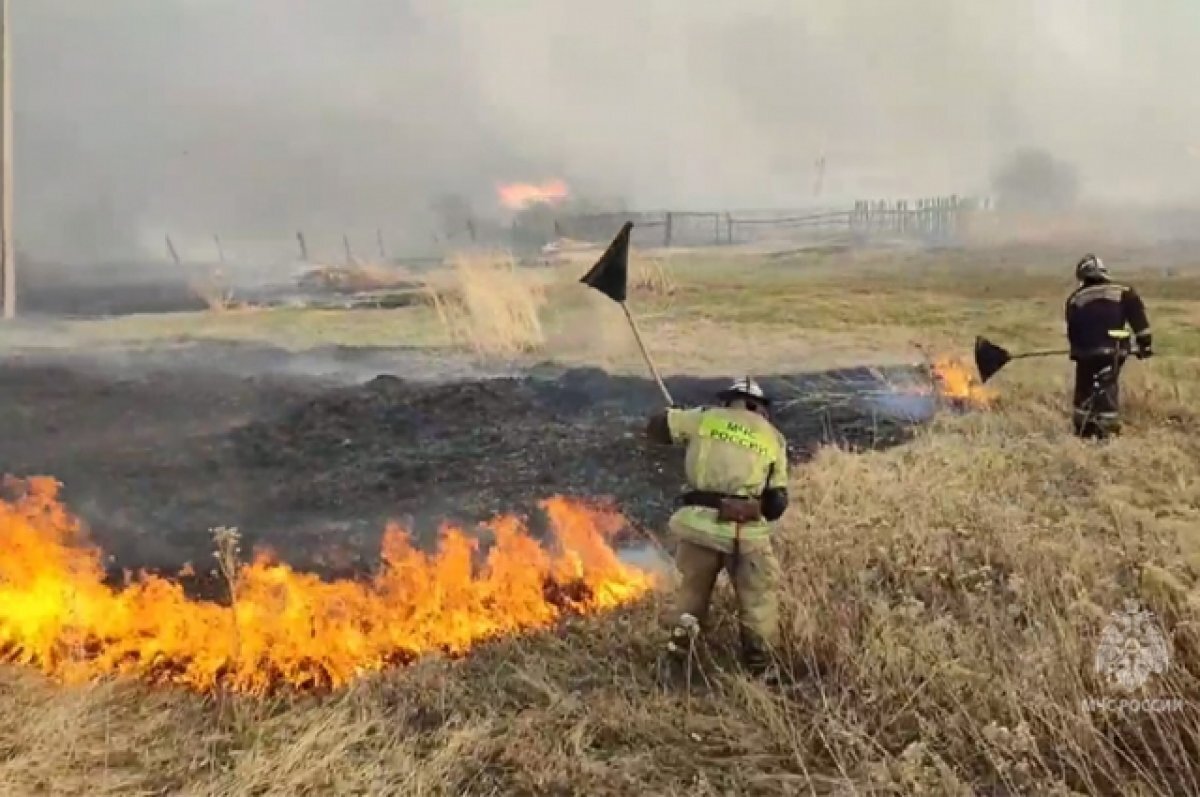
top-left (717, 376), bottom-right (771, 410)
top-left (1075, 253), bottom-right (1109, 283)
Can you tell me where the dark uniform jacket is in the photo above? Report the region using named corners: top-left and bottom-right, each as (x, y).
top-left (1065, 280), bottom-right (1151, 360)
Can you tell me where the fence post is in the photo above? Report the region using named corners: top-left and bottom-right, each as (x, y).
top-left (466, 218), bottom-right (477, 243)
top-left (343, 234), bottom-right (354, 265)
top-left (664, 212), bottom-right (673, 248)
top-left (213, 234), bottom-right (225, 263)
top-left (377, 228), bottom-right (386, 260)
top-left (725, 212), bottom-right (734, 244)
top-left (712, 213), bottom-right (720, 244)
top-left (165, 234), bottom-right (181, 266)
top-left (296, 231), bottom-right (309, 261)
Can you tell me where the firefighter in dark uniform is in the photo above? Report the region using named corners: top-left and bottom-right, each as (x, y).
top-left (1065, 254), bottom-right (1152, 438)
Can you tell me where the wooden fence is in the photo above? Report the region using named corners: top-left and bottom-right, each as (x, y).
top-left (158, 195), bottom-right (989, 267)
top-left (550, 195), bottom-right (984, 249)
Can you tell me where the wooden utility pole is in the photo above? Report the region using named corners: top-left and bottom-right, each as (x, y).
top-left (1, 0), bottom-right (14, 319)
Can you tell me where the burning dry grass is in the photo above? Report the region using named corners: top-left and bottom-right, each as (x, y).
top-left (927, 354), bottom-right (997, 407)
top-left (0, 483), bottom-right (652, 696)
top-left (426, 252), bottom-right (548, 357)
top-left (2, 374), bottom-right (1199, 794)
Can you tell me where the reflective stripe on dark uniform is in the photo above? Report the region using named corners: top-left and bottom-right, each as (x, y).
top-left (1065, 282), bottom-right (1151, 358)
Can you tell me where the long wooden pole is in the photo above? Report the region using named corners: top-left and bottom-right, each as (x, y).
top-left (1, 0), bottom-right (14, 319)
top-left (620, 301), bottom-right (673, 407)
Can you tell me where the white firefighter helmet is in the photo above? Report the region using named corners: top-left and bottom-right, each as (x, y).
top-left (717, 376), bottom-right (770, 407)
top-left (1075, 253), bottom-right (1109, 282)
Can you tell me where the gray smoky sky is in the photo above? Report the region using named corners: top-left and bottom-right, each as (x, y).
top-left (15, 0), bottom-right (1200, 263)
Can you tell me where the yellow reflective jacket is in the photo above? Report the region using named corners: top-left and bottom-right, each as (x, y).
top-left (664, 406), bottom-right (789, 553)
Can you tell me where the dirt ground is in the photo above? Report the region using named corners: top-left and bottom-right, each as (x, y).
top-left (0, 340), bottom-right (926, 590)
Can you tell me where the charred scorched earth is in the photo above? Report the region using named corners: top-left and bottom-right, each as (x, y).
top-left (1, 344), bottom-right (926, 583)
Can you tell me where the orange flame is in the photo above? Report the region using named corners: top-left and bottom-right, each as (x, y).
top-left (497, 179), bottom-right (569, 210)
top-left (0, 477), bottom-right (655, 695)
top-left (930, 356), bottom-right (995, 407)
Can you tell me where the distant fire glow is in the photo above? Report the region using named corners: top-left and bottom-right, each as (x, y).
top-left (498, 179), bottom-right (570, 210)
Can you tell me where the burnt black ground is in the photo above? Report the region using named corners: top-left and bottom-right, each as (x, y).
top-left (1, 342), bottom-right (931, 589)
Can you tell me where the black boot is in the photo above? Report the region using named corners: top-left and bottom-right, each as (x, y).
top-left (741, 632), bottom-right (782, 686)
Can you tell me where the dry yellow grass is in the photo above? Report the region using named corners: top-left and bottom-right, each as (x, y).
top-left (3, 247), bottom-right (1200, 794)
top-left (426, 251), bottom-right (548, 357)
top-left (630, 253), bottom-right (677, 297)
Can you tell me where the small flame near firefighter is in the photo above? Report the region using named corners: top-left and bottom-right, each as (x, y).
top-left (0, 477), bottom-right (655, 696)
top-left (497, 179), bottom-right (570, 210)
top-left (862, 356), bottom-right (995, 422)
top-left (929, 356), bottom-right (995, 408)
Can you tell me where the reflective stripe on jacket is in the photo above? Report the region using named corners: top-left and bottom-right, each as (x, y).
top-left (665, 406), bottom-right (788, 552)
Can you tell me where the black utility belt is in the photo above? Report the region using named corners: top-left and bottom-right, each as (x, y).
top-left (678, 491), bottom-right (764, 523)
top-left (678, 490), bottom-right (743, 509)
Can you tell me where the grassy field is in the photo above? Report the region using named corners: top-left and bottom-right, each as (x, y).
top-left (2, 245), bottom-right (1200, 795)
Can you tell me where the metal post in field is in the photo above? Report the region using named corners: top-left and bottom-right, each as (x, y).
top-left (1, 0), bottom-right (14, 319)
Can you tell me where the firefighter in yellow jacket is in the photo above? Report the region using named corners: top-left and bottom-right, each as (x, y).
top-left (645, 377), bottom-right (790, 678)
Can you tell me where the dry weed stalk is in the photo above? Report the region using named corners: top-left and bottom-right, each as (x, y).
top-left (211, 526), bottom-right (243, 663)
top-left (425, 252), bottom-right (547, 357)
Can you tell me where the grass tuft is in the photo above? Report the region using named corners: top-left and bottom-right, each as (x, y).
top-left (426, 251), bottom-right (548, 357)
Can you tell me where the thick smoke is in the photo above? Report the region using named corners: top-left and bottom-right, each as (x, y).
top-left (15, 0), bottom-right (1200, 263)
top-left (991, 148), bottom-right (1080, 213)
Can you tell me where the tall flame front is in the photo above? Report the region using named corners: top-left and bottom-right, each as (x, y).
top-left (0, 478), bottom-right (655, 695)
